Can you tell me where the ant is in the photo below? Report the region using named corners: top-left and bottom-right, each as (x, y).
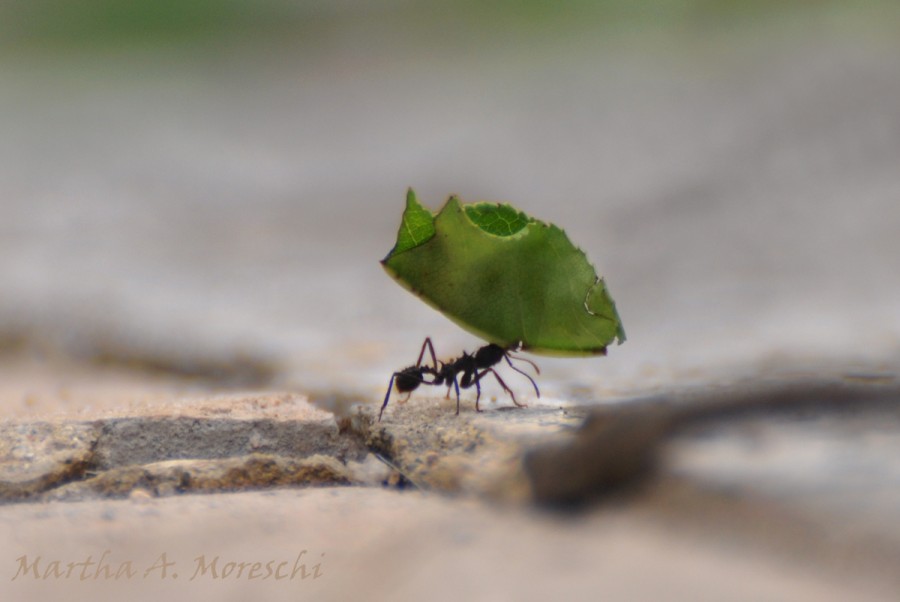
top-left (379, 337), bottom-right (540, 421)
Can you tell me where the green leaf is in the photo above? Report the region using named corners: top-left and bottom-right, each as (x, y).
top-left (382, 191), bottom-right (625, 356)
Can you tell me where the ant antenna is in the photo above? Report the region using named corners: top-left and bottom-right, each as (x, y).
top-left (504, 352), bottom-right (541, 397)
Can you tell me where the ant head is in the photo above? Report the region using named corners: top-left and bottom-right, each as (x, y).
top-left (474, 344), bottom-right (507, 366)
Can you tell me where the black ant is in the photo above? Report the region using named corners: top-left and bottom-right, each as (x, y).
top-left (379, 337), bottom-right (540, 421)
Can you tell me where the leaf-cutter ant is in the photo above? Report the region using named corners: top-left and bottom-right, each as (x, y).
top-left (379, 337), bottom-right (540, 421)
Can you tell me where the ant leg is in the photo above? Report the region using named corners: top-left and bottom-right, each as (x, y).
top-left (451, 376), bottom-right (461, 415)
top-left (379, 373), bottom-right (398, 421)
top-left (504, 354), bottom-right (541, 398)
top-left (474, 378), bottom-right (483, 412)
top-left (416, 337), bottom-right (439, 369)
top-left (443, 364), bottom-right (456, 400)
top-left (380, 369), bottom-right (439, 421)
top-left (474, 368), bottom-right (528, 408)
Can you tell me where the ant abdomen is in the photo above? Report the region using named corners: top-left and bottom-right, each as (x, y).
top-left (395, 368), bottom-right (426, 393)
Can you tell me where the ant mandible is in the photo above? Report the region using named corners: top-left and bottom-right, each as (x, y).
top-left (379, 337), bottom-right (541, 421)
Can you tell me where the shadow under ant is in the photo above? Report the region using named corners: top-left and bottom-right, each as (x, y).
top-left (379, 337), bottom-right (540, 421)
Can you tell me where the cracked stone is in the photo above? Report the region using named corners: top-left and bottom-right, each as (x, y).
top-left (41, 454), bottom-right (353, 502)
top-left (0, 422), bottom-right (100, 501)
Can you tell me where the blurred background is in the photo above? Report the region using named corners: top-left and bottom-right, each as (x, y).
top-left (2, 0), bottom-right (899, 400)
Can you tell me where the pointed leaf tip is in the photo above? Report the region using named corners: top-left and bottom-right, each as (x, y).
top-left (386, 188), bottom-right (436, 257)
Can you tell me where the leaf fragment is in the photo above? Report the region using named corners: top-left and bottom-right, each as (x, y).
top-left (382, 191), bottom-right (625, 356)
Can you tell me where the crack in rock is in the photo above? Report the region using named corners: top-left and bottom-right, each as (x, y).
top-left (41, 453), bottom-right (353, 502)
top-left (2, 406), bottom-right (370, 503)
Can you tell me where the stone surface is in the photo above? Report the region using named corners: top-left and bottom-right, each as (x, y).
top-left (662, 406), bottom-right (900, 583)
top-left (0, 366), bottom-right (371, 502)
top-left (2, 363), bottom-right (899, 602)
top-left (91, 402), bottom-right (363, 470)
top-left (0, 422), bottom-right (98, 500)
top-left (524, 401), bottom-right (673, 504)
top-left (2, 487), bottom-right (897, 602)
top-left (41, 454), bottom-right (352, 502)
top-left (359, 396), bottom-right (578, 501)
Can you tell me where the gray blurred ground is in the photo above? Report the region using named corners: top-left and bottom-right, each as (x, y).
top-left (2, 2), bottom-right (900, 600)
